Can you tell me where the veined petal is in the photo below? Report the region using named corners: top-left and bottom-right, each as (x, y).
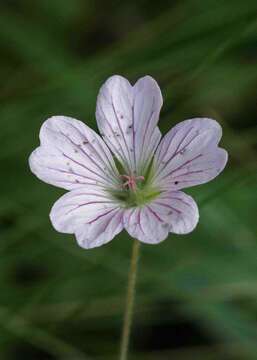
top-left (96, 75), bottom-right (162, 175)
top-left (123, 206), bottom-right (170, 244)
top-left (124, 190), bottom-right (199, 244)
top-left (50, 188), bottom-right (124, 249)
top-left (29, 116), bottom-right (120, 190)
top-left (153, 191), bottom-right (199, 234)
top-left (153, 118), bottom-right (228, 190)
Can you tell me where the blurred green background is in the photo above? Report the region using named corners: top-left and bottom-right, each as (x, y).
top-left (0, 0), bottom-right (257, 359)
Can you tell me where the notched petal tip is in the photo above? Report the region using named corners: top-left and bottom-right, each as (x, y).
top-left (74, 210), bottom-right (124, 249)
top-left (96, 74), bottom-right (163, 175)
top-left (29, 115), bottom-right (119, 190)
top-left (124, 190), bottom-right (199, 244)
top-left (49, 189), bottom-right (124, 249)
top-left (154, 117), bottom-right (228, 190)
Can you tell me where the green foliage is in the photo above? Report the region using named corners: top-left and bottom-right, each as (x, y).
top-left (0, 0), bottom-right (256, 359)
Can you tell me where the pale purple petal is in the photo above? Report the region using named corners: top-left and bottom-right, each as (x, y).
top-left (123, 206), bottom-right (169, 244)
top-left (152, 191), bottom-right (199, 234)
top-left (153, 118), bottom-right (228, 190)
top-left (50, 188), bottom-right (124, 248)
top-left (124, 190), bottom-right (199, 244)
top-left (96, 75), bottom-right (162, 175)
top-left (75, 209), bottom-right (124, 249)
top-left (29, 116), bottom-right (120, 190)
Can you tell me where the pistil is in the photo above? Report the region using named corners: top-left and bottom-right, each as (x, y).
top-left (120, 175), bottom-right (145, 192)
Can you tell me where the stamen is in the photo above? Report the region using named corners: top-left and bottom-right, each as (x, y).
top-left (120, 175), bottom-right (145, 191)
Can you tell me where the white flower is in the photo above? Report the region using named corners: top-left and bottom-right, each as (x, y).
top-left (29, 75), bottom-right (228, 249)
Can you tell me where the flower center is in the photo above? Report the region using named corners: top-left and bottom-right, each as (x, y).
top-left (108, 171), bottom-right (161, 208)
top-left (120, 174), bottom-right (145, 191)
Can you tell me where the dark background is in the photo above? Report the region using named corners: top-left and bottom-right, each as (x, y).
top-left (0, 0), bottom-right (257, 359)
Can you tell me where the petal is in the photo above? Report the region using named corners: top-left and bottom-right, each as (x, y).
top-left (50, 188), bottom-right (124, 249)
top-left (124, 190), bottom-right (199, 244)
top-left (96, 75), bottom-right (162, 175)
top-left (153, 191), bottom-right (199, 235)
top-left (123, 206), bottom-right (170, 244)
top-left (29, 116), bottom-right (120, 190)
top-left (153, 118), bottom-right (228, 190)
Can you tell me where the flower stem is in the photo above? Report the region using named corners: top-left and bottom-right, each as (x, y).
top-left (120, 239), bottom-right (140, 360)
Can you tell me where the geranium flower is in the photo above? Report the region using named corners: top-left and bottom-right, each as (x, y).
top-left (29, 75), bottom-right (228, 249)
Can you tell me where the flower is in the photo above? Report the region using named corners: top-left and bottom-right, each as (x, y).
top-left (29, 75), bottom-right (228, 249)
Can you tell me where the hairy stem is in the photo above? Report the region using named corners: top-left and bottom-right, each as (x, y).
top-left (120, 239), bottom-right (140, 360)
